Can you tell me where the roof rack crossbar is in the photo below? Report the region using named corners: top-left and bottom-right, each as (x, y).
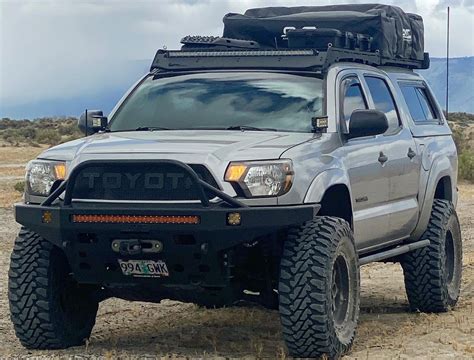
top-left (168, 49), bottom-right (316, 58)
top-left (150, 47), bottom-right (428, 72)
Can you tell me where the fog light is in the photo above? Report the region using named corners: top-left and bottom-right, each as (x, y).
top-left (227, 212), bottom-right (241, 226)
top-left (42, 211), bottom-right (53, 223)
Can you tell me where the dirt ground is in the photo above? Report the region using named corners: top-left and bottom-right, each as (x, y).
top-left (0, 148), bottom-right (472, 359)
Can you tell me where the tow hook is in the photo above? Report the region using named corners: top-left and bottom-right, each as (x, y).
top-left (119, 239), bottom-right (142, 256)
top-left (111, 239), bottom-right (163, 255)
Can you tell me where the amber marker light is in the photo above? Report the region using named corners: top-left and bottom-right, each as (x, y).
top-left (53, 163), bottom-right (67, 180)
top-left (72, 214), bottom-right (200, 224)
top-left (225, 163), bottom-right (248, 182)
top-left (42, 211), bottom-right (53, 223)
top-left (227, 212), bottom-right (241, 226)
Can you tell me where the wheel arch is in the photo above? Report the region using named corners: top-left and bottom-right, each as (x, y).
top-left (305, 169), bottom-right (353, 228)
top-left (434, 175), bottom-right (453, 202)
top-left (411, 156), bottom-right (457, 241)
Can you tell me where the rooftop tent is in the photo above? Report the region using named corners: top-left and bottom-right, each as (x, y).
top-left (223, 4), bottom-right (424, 61)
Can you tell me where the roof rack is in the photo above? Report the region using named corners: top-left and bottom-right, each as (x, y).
top-left (150, 46), bottom-right (429, 72)
top-left (180, 35), bottom-right (260, 50)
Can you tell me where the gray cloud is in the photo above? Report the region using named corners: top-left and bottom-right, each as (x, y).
top-left (465, 0), bottom-right (474, 13)
top-left (0, 0), bottom-right (473, 109)
top-left (435, 0), bottom-right (463, 12)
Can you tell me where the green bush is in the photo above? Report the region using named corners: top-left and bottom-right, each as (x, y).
top-left (14, 181), bottom-right (25, 193)
top-left (451, 127), bottom-right (468, 154)
top-left (0, 116), bottom-right (82, 146)
top-left (459, 152), bottom-right (474, 182)
top-left (36, 129), bottom-right (62, 145)
top-left (448, 112), bottom-right (474, 123)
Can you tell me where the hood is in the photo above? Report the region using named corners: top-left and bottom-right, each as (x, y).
top-left (39, 130), bottom-right (314, 164)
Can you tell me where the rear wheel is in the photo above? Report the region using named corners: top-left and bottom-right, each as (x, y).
top-left (279, 217), bottom-right (360, 359)
top-left (8, 228), bottom-right (99, 349)
top-left (401, 199), bottom-right (462, 312)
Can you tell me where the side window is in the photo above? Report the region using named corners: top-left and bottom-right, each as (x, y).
top-left (364, 76), bottom-right (401, 134)
top-left (341, 77), bottom-right (367, 129)
top-left (400, 84), bottom-right (439, 123)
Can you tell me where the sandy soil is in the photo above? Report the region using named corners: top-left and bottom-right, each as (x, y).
top-left (0, 145), bottom-right (48, 163)
top-left (0, 155), bottom-right (472, 358)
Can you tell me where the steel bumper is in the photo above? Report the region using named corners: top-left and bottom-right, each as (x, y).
top-left (15, 202), bottom-right (319, 249)
top-left (15, 202), bottom-right (319, 287)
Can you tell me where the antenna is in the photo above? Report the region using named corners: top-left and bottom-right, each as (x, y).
top-left (446, 6), bottom-right (450, 120)
top-left (85, 109), bottom-right (88, 136)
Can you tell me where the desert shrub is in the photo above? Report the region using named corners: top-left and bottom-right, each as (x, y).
top-left (36, 129), bottom-right (62, 145)
top-left (448, 112), bottom-right (474, 124)
top-left (2, 129), bottom-right (16, 142)
top-left (1, 126), bottom-right (35, 144)
top-left (26, 140), bottom-right (41, 147)
top-left (14, 181), bottom-right (25, 193)
top-left (451, 127), bottom-right (468, 154)
top-left (0, 117), bottom-right (83, 146)
top-left (58, 121), bottom-right (81, 137)
top-left (20, 127), bottom-right (36, 139)
top-left (459, 152), bottom-right (474, 182)
top-left (2, 136), bottom-right (15, 145)
top-left (0, 118), bottom-right (31, 130)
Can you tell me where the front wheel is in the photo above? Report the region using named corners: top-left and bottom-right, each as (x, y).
top-left (279, 217), bottom-right (360, 359)
top-left (8, 228), bottom-right (99, 349)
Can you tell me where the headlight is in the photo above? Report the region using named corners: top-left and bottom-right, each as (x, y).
top-left (26, 160), bottom-right (66, 196)
top-left (225, 160), bottom-right (293, 197)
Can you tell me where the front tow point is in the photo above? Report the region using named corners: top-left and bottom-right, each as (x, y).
top-left (111, 239), bottom-right (164, 255)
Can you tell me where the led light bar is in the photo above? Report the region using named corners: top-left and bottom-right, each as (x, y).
top-left (167, 50), bottom-right (315, 58)
top-left (72, 214), bottom-right (200, 224)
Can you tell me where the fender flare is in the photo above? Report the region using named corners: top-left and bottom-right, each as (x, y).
top-left (411, 155), bottom-right (455, 241)
top-left (304, 168), bottom-right (353, 205)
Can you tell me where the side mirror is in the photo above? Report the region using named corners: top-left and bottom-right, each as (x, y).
top-left (348, 109), bottom-right (389, 139)
top-left (78, 110), bottom-right (108, 136)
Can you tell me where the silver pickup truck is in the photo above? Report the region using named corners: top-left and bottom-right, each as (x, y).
top-left (9, 47), bottom-right (462, 358)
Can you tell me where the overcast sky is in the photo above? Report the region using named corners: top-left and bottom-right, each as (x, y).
top-left (1, 0), bottom-right (473, 110)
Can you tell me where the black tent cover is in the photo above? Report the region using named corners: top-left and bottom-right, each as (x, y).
top-left (223, 4), bottom-right (424, 61)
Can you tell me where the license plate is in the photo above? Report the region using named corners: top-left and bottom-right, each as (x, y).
top-left (118, 259), bottom-right (169, 278)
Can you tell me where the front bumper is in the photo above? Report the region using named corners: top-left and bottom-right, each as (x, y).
top-left (15, 202), bottom-right (318, 286)
top-left (15, 201), bottom-right (318, 248)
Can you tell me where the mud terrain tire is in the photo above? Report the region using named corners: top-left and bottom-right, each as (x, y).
top-left (8, 228), bottom-right (99, 349)
top-left (279, 217), bottom-right (360, 359)
top-left (401, 199), bottom-right (462, 312)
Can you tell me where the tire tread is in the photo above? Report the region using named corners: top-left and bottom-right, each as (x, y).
top-left (8, 228), bottom-right (97, 349)
top-left (279, 217), bottom-right (359, 358)
top-left (401, 199), bottom-right (461, 312)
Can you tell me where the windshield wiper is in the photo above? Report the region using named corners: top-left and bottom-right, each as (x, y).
top-left (134, 126), bottom-right (172, 131)
top-left (226, 125), bottom-right (278, 132)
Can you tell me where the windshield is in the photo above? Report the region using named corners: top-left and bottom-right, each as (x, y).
top-left (109, 72), bottom-right (325, 133)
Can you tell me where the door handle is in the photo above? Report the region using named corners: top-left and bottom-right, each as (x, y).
top-left (407, 147), bottom-right (416, 159)
top-left (378, 152), bottom-right (388, 164)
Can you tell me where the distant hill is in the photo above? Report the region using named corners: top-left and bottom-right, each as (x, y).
top-left (0, 60), bottom-right (150, 120)
top-left (1, 57), bottom-right (472, 119)
top-left (419, 57), bottom-right (474, 114)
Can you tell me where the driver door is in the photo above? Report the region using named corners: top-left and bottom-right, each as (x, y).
top-left (339, 73), bottom-right (390, 251)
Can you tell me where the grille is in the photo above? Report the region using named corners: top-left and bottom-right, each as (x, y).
top-left (70, 163), bottom-right (219, 201)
